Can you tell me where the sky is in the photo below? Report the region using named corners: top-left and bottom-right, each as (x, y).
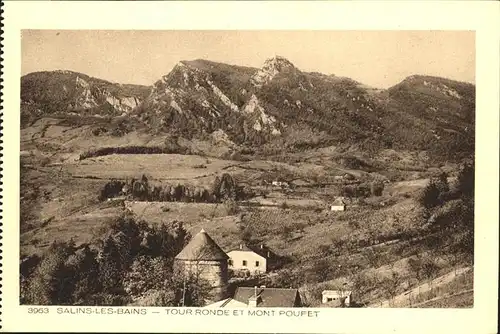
top-left (21, 30), bottom-right (475, 89)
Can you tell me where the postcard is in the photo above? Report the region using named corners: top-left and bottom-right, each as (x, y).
top-left (1, 1), bottom-right (499, 333)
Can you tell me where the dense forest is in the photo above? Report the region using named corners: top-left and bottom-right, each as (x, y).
top-left (20, 215), bottom-right (214, 306)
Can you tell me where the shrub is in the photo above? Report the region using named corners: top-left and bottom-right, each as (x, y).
top-left (457, 163), bottom-right (474, 199)
top-left (370, 181), bottom-right (384, 196)
top-left (419, 180), bottom-right (441, 209)
top-left (280, 202), bottom-right (290, 210)
top-left (99, 179), bottom-right (126, 201)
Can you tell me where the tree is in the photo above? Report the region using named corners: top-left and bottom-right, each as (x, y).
top-left (436, 172), bottom-right (450, 193)
top-left (144, 222), bottom-right (191, 258)
top-left (370, 181), bottom-right (384, 196)
top-left (211, 176), bottom-right (222, 201)
top-left (67, 245), bottom-right (100, 304)
top-left (98, 236), bottom-right (124, 295)
top-left (309, 258), bottom-right (331, 283)
top-left (342, 185), bottom-right (355, 199)
top-left (24, 241), bottom-right (76, 305)
top-left (382, 271), bottom-right (401, 304)
top-left (171, 267), bottom-right (214, 307)
top-left (122, 256), bottom-right (172, 300)
top-left (99, 179), bottom-right (126, 201)
top-left (174, 184), bottom-right (185, 202)
top-left (421, 257), bottom-right (440, 279)
top-left (407, 255), bottom-right (423, 280)
top-left (131, 179), bottom-right (148, 201)
top-left (457, 163), bottom-right (474, 199)
top-left (419, 180), bottom-right (441, 209)
top-left (219, 173), bottom-right (237, 200)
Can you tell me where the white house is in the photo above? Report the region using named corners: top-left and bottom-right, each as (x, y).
top-left (330, 197), bottom-right (346, 211)
top-left (322, 290), bottom-right (353, 307)
top-left (226, 244), bottom-right (269, 275)
top-left (271, 180), bottom-right (289, 188)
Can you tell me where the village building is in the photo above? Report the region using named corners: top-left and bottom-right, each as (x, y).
top-left (203, 298), bottom-right (248, 308)
top-left (205, 287), bottom-right (302, 307)
top-left (330, 197), bottom-right (347, 211)
top-left (321, 290), bottom-right (353, 307)
top-left (268, 176), bottom-right (290, 188)
top-left (174, 229), bottom-right (229, 302)
top-left (271, 180), bottom-right (289, 187)
top-left (343, 173), bottom-right (356, 181)
top-left (334, 173), bottom-right (355, 182)
top-left (226, 244), bottom-right (271, 275)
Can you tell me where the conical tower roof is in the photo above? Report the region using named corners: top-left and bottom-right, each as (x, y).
top-left (175, 228), bottom-right (229, 261)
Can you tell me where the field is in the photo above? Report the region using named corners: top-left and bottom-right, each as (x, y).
top-left (20, 116), bottom-right (473, 307)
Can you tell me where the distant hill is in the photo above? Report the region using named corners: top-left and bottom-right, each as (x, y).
top-left (21, 70), bottom-right (151, 126)
top-left (20, 58), bottom-right (475, 162)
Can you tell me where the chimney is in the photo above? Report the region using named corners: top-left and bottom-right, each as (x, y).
top-left (239, 244), bottom-right (243, 250)
top-left (254, 286), bottom-right (257, 297)
top-left (260, 244), bottom-right (264, 249)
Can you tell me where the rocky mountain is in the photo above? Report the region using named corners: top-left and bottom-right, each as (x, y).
top-left (21, 70), bottom-right (151, 125)
top-left (21, 57), bottom-right (475, 161)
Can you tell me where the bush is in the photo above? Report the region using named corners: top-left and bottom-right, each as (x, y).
top-left (99, 179), bottom-right (126, 201)
top-left (419, 181), bottom-right (441, 209)
top-left (280, 202), bottom-right (290, 210)
top-left (457, 163), bottom-right (474, 199)
top-left (370, 181), bottom-right (384, 196)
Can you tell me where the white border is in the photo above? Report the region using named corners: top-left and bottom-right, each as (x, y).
top-left (2, 1), bottom-right (499, 333)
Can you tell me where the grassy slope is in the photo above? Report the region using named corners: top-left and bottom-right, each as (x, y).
top-left (20, 73), bottom-right (474, 307)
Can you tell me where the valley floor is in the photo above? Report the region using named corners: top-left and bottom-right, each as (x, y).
top-left (20, 123), bottom-right (474, 308)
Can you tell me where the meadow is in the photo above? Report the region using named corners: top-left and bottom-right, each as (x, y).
top-left (20, 117), bottom-right (473, 307)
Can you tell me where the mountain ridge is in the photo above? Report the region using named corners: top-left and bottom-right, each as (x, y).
top-left (21, 56), bottom-right (475, 162)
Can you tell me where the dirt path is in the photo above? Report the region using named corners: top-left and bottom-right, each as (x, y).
top-left (370, 266), bottom-right (472, 308)
top-left (409, 289), bottom-right (474, 308)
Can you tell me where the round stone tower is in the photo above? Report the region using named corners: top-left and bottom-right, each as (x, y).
top-left (174, 228), bottom-right (229, 303)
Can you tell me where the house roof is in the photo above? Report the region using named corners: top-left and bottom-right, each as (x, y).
top-left (331, 197), bottom-right (346, 206)
top-left (175, 229), bottom-right (229, 261)
top-left (322, 290), bottom-right (352, 297)
top-left (204, 298), bottom-right (248, 308)
top-left (233, 287), bottom-right (300, 307)
top-left (227, 244), bottom-right (275, 259)
top-left (228, 244), bottom-right (254, 252)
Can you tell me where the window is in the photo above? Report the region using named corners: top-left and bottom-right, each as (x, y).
top-left (255, 261), bottom-right (260, 267)
top-left (228, 259), bottom-right (233, 266)
top-left (242, 260), bottom-right (247, 266)
top-left (327, 298), bottom-right (333, 302)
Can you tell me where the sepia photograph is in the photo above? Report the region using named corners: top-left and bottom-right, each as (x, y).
top-left (18, 30), bottom-right (477, 310)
